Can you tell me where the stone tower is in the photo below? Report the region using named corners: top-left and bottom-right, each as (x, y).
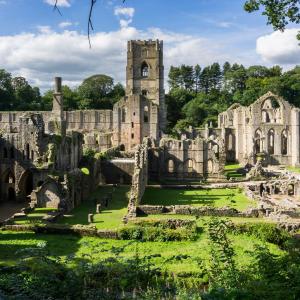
top-left (126, 40), bottom-right (166, 131)
top-left (113, 40), bottom-right (166, 150)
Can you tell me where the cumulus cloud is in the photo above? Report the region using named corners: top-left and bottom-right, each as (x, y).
top-left (114, 7), bottom-right (135, 18)
top-left (114, 6), bottom-right (135, 28)
top-left (0, 24), bottom-right (258, 92)
top-left (59, 21), bottom-right (73, 28)
top-left (256, 28), bottom-right (300, 64)
top-left (44, 0), bottom-right (71, 7)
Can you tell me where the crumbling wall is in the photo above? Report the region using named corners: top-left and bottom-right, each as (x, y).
top-left (126, 138), bottom-right (149, 218)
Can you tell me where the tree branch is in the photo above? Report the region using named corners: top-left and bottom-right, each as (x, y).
top-left (53, 0), bottom-right (62, 16)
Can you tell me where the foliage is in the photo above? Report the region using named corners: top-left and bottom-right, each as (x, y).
top-left (0, 69), bottom-right (125, 112)
top-left (231, 222), bottom-right (291, 246)
top-left (118, 224), bottom-right (198, 242)
top-left (165, 63), bottom-right (300, 133)
top-left (244, 0), bottom-right (300, 31)
top-left (77, 74), bottom-right (125, 109)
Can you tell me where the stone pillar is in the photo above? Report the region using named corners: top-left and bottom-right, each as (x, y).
top-left (88, 213), bottom-right (94, 223)
top-left (96, 204), bottom-right (101, 213)
top-left (291, 110), bottom-right (300, 166)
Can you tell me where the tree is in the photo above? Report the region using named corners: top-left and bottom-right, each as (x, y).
top-left (244, 0), bottom-right (300, 31)
top-left (194, 64), bottom-right (201, 93)
top-left (0, 69), bottom-right (15, 110)
top-left (78, 74), bottom-right (114, 109)
top-left (12, 77), bottom-right (41, 110)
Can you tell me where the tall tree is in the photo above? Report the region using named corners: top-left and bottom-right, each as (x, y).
top-left (78, 74), bottom-right (114, 109)
top-left (0, 69), bottom-right (15, 111)
top-left (194, 64), bottom-right (202, 93)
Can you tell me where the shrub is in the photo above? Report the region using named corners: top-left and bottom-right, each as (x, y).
top-left (232, 223), bottom-right (290, 246)
top-left (118, 225), bottom-right (197, 242)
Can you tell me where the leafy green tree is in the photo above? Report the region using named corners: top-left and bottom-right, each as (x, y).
top-left (165, 88), bottom-right (195, 132)
top-left (78, 74), bottom-right (114, 109)
top-left (168, 66), bottom-right (182, 89)
top-left (0, 69), bottom-right (15, 110)
top-left (244, 0), bottom-right (300, 31)
top-left (12, 77), bottom-right (41, 110)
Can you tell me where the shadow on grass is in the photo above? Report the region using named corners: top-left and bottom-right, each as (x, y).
top-left (0, 231), bottom-right (81, 262)
top-left (141, 188), bottom-right (238, 206)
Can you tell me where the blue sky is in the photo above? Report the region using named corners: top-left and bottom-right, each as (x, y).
top-left (0, 0), bottom-right (299, 91)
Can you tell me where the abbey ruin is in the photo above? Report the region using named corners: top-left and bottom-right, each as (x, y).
top-left (1, 39), bottom-right (300, 223)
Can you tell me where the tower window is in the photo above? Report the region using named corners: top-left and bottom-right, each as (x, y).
top-left (144, 106), bottom-right (149, 123)
top-left (141, 62), bottom-right (149, 77)
top-left (131, 133), bottom-right (134, 139)
top-left (121, 107), bottom-right (127, 123)
top-left (142, 90), bottom-right (148, 96)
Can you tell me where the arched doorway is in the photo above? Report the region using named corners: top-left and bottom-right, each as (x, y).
top-left (18, 170), bottom-right (34, 201)
top-left (255, 129), bottom-right (263, 153)
top-left (7, 187), bottom-right (16, 201)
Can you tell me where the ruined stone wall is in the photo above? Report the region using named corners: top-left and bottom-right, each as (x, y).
top-left (0, 112), bottom-right (83, 211)
top-left (149, 136), bottom-right (225, 181)
top-left (126, 138), bottom-right (149, 218)
top-left (113, 95), bottom-right (158, 150)
top-left (218, 92), bottom-right (300, 166)
top-left (150, 138), bottom-right (204, 181)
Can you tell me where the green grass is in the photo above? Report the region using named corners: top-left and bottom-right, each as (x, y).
top-left (224, 163), bottom-right (246, 179)
top-left (286, 166), bottom-right (300, 174)
top-left (141, 187), bottom-right (256, 211)
top-left (58, 185), bottom-right (130, 229)
top-left (224, 163), bottom-right (241, 171)
top-left (0, 221), bottom-right (284, 274)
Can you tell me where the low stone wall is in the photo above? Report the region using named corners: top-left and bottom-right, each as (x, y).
top-left (2, 224), bottom-right (118, 239)
top-left (137, 204), bottom-right (263, 218)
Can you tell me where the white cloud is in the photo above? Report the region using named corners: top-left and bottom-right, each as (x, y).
top-left (37, 26), bottom-right (52, 34)
top-left (0, 1), bottom-right (7, 5)
top-left (59, 21), bottom-right (73, 28)
top-left (257, 28), bottom-right (300, 64)
top-left (114, 7), bottom-right (135, 18)
top-left (44, 0), bottom-right (71, 7)
top-left (0, 24), bottom-right (265, 92)
top-left (114, 6), bottom-right (135, 28)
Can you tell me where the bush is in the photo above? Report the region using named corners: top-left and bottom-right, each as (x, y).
top-left (118, 225), bottom-right (197, 242)
top-left (232, 223), bottom-right (290, 246)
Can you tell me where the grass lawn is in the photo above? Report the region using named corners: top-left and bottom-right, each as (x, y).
top-left (141, 187), bottom-right (256, 211)
top-left (58, 185), bottom-right (130, 229)
top-left (286, 166), bottom-right (300, 174)
top-left (0, 220), bottom-right (284, 274)
top-left (224, 163), bottom-right (245, 179)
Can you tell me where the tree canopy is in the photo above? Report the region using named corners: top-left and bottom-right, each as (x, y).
top-left (244, 0), bottom-right (300, 31)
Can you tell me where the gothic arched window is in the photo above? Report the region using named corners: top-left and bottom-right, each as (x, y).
top-left (121, 107), bottom-right (127, 123)
top-left (281, 130), bottom-right (288, 155)
top-left (268, 129), bottom-right (275, 155)
top-left (141, 62), bottom-right (149, 77)
top-left (167, 159), bottom-right (175, 173)
top-left (144, 106), bottom-right (149, 123)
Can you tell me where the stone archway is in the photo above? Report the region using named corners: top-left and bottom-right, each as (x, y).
top-left (0, 169), bottom-right (15, 202)
top-left (18, 170), bottom-right (34, 201)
